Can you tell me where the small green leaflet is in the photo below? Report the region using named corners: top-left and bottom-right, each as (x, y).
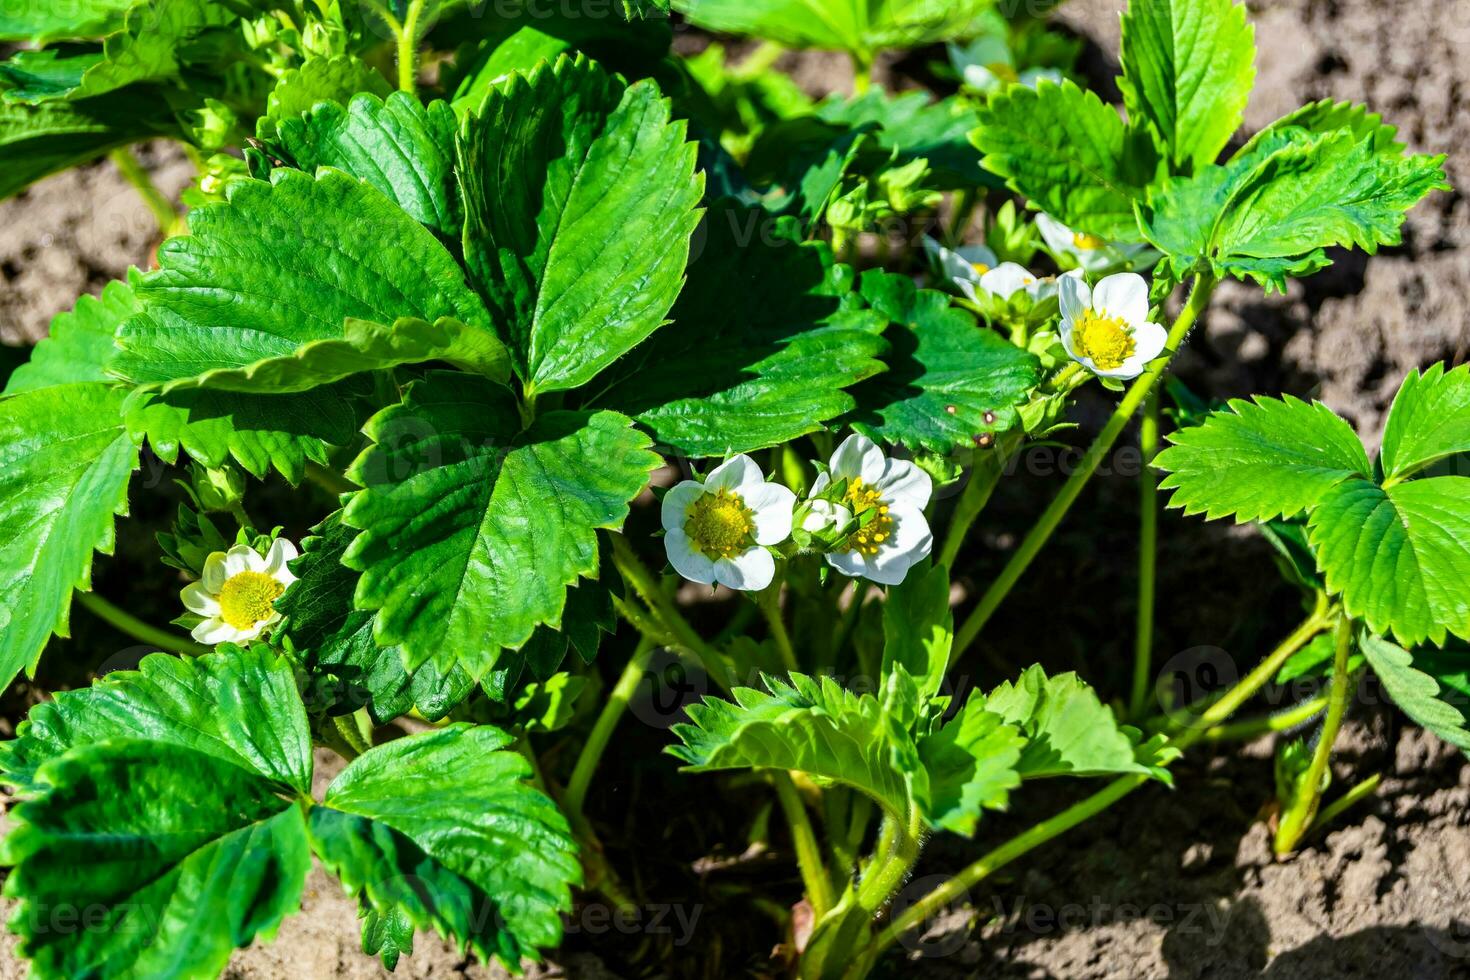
top-left (814, 90), bottom-right (988, 189)
top-left (846, 271), bottom-right (1040, 455)
top-left (592, 203), bottom-right (887, 457)
top-left (111, 167), bottom-right (490, 386)
top-left (1359, 634), bottom-right (1470, 750)
top-left (343, 373), bottom-right (659, 679)
top-left (1118, 0), bottom-right (1256, 173)
top-left (458, 55), bottom-right (703, 395)
top-left (4, 272), bottom-right (140, 394)
top-left (0, 383), bottom-right (137, 690)
top-left (673, 0), bottom-right (994, 58)
top-left (917, 695), bottom-right (1024, 836)
top-left (258, 54), bottom-right (393, 140)
top-left (1380, 363), bottom-right (1470, 482)
top-left (973, 79), bottom-right (1151, 241)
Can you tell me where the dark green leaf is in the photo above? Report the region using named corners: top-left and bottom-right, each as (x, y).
top-left (1380, 363), bottom-right (1470, 483)
top-left (1360, 633), bottom-right (1470, 750)
top-left (4, 272), bottom-right (138, 394)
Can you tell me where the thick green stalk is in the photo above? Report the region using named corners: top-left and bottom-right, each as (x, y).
top-left (757, 586), bottom-right (800, 673)
top-left (1130, 388), bottom-right (1162, 719)
top-left (775, 772), bottom-right (835, 919)
top-left (855, 806), bottom-right (923, 913)
top-left (76, 591), bottom-right (207, 657)
top-left (108, 147), bottom-right (179, 237)
top-left (1274, 617), bottom-right (1354, 854)
top-left (395, 0), bottom-right (427, 94)
top-left (952, 274), bottom-right (1217, 661)
top-left (564, 638), bottom-right (655, 816)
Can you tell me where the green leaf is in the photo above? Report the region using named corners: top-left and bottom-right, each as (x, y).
top-left (1309, 477), bottom-right (1470, 647)
top-left (0, 383), bottom-right (137, 688)
top-left (0, 645), bottom-right (313, 795)
top-left (458, 55), bottom-right (702, 394)
top-left (306, 725), bottom-right (580, 968)
top-left (1155, 394), bottom-right (1373, 523)
top-left (673, 0), bottom-right (995, 56)
top-left (0, 0), bottom-right (134, 42)
top-left (593, 203), bottom-right (887, 457)
top-left (0, 50), bottom-right (103, 104)
top-left (1118, 0), bottom-right (1255, 172)
top-left (275, 93), bottom-right (462, 241)
top-left (3, 740), bottom-right (311, 980)
top-left (814, 90), bottom-right (988, 189)
top-left (982, 665), bottom-right (1174, 782)
top-left (881, 561), bottom-right (952, 705)
top-left (259, 55), bottom-right (392, 140)
top-left (1235, 99), bottom-right (1406, 161)
top-left (1360, 633), bottom-right (1470, 750)
top-left (157, 317), bottom-right (510, 395)
top-left (111, 168), bottom-right (490, 386)
top-left (276, 513), bottom-right (475, 726)
top-left (66, 0), bottom-right (240, 100)
top-left (973, 79), bottom-right (1147, 241)
top-left (343, 373), bottom-right (659, 679)
top-left (0, 90), bottom-right (176, 200)
top-left (4, 272), bottom-right (139, 394)
top-left (1380, 363), bottom-right (1470, 483)
top-left (670, 672), bottom-right (920, 818)
top-left (847, 271), bottom-right (1040, 455)
top-left (916, 696), bottom-right (1024, 835)
top-left (362, 905), bottom-right (415, 972)
top-left (123, 381), bottom-right (363, 483)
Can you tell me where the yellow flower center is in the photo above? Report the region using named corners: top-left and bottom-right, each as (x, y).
top-left (843, 477), bottom-right (893, 558)
top-left (988, 63), bottom-right (1020, 83)
top-left (971, 261), bottom-right (990, 275)
top-left (218, 571), bottom-right (285, 631)
top-left (686, 488), bottom-right (755, 560)
top-left (1073, 309), bottom-right (1137, 371)
top-left (1072, 231), bottom-right (1106, 250)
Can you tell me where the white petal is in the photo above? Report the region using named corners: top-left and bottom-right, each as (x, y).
top-left (664, 528), bottom-right (716, 586)
top-left (1058, 273), bottom-right (1091, 323)
top-left (876, 459), bottom-right (933, 511)
top-left (714, 549), bottom-right (775, 592)
top-left (1020, 68), bottom-right (1064, 88)
top-left (1132, 320), bottom-right (1169, 362)
top-left (957, 244), bottom-right (999, 270)
top-left (809, 472), bottom-right (832, 496)
top-left (1092, 273), bottom-right (1150, 326)
top-left (223, 544), bottom-right (261, 578)
top-left (201, 552), bottom-right (229, 593)
top-left (192, 618), bottom-right (245, 646)
top-left (825, 549), bottom-right (874, 582)
top-left (743, 483), bottom-right (796, 546)
top-left (704, 454), bottom-right (764, 492)
top-left (1034, 213), bottom-right (1074, 254)
top-left (978, 262), bottom-right (1035, 299)
top-left (829, 434), bottom-right (885, 484)
top-left (802, 500), bottom-right (852, 533)
top-left (925, 236), bottom-right (982, 284)
top-left (661, 481), bottom-right (706, 532)
top-left (962, 63), bottom-right (1001, 91)
top-left (264, 538), bottom-right (299, 575)
top-left (864, 506), bottom-right (934, 585)
top-left (955, 278), bottom-right (980, 304)
top-left (181, 582), bottom-right (220, 616)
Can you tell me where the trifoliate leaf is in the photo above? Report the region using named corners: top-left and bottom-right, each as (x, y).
top-left (0, 645), bottom-right (313, 794)
top-left (1309, 478), bottom-right (1470, 647)
top-left (342, 373), bottom-right (659, 679)
top-left (846, 271), bottom-right (1040, 454)
top-left (275, 93), bottom-right (461, 241)
top-left (156, 317), bottom-right (510, 395)
top-left (593, 203), bottom-right (886, 457)
top-left (1380, 363), bottom-right (1470, 483)
top-left (0, 90), bottom-right (177, 200)
top-left (0, 0), bottom-right (133, 43)
top-left (4, 272), bottom-right (139, 394)
top-left (0, 383), bottom-right (137, 689)
top-left (973, 79), bottom-right (1149, 241)
top-left (983, 665), bottom-right (1174, 782)
top-left (259, 54), bottom-right (393, 140)
top-left (458, 55), bottom-right (702, 394)
top-left (670, 672), bottom-right (920, 818)
top-left (111, 168), bottom-right (489, 386)
top-left (1155, 394), bottom-right (1373, 522)
top-left (673, 0), bottom-right (995, 57)
top-left (1119, 0), bottom-right (1256, 172)
top-left (1360, 633), bottom-right (1470, 750)
top-left (306, 725), bottom-right (581, 968)
top-left (916, 696), bottom-right (1024, 835)
top-left (276, 514), bottom-right (475, 726)
top-left (3, 740), bottom-right (312, 980)
top-left (814, 90), bottom-right (988, 189)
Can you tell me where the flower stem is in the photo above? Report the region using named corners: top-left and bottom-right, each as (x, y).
top-left (951, 274), bottom-right (1217, 662)
top-left (855, 805), bottom-right (923, 914)
top-left (1274, 616), bottom-right (1354, 855)
top-left (75, 591), bottom-right (207, 657)
top-left (1200, 695), bottom-right (1329, 743)
top-left (757, 585), bottom-right (800, 673)
top-left (937, 433), bottom-right (1018, 573)
top-left (108, 147), bottom-right (179, 237)
top-left (1130, 388), bottom-right (1162, 719)
top-left (774, 772), bottom-right (835, 919)
top-left (565, 638), bottom-right (655, 817)
top-left (395, 0), bottom-right (427, 94)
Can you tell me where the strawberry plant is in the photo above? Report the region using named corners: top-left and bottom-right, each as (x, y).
top-left (0, 0), bottom-right (1455, 977)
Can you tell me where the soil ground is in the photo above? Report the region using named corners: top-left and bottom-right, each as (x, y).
top-left (0, 0), bottom-right (1465, 977)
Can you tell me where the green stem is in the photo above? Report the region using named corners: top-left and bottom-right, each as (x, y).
top-left (952, 274), bottom-right (1216, 662)
top-left (395, 0), bottom-right (427, 94)
top-left (937, 433), bottom-right (1018, 575)
top-left (1274, 617), bottom-right (1354, 855)
top-left (757, 586), bottom-right (800, 673)
top-left (1201, 695), bottom-right (1329, 742)
top-left (851, 53), bottom-right (873, 94)
top-left (76, 591), bottom-right (206, 657)
top-left (855, 806), bottom-right (923, 913)
top-left (1130, 388), bottom-right (1162, 719)
top-left (565, 638), bottom-right (655, 816)
top-left (108, 147), bottom-right (179, 237)
top-left (305, 462), bottom-right (358, 497)
top-left (734, 41), bottom-right (786, 79)
top-left (947, 187), bottom-right (979, 244)
top-left (774, 772), bottom-right (835, 919)
top-left (857, 599), bottom-right (1335, 971)
top-left (1305, 772), bottom-right (1382, 840)
top-left (609, 534), bottom-right (736, 691)
top-left (832, 580), bottom-right (871, 660)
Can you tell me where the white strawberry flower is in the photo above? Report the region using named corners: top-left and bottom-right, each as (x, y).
top-left (923, 235), bottom-right (998, 299)
top-left (947, 37), bottom-right (1063, 94)
top-left (977, 262), bottom-right (1083, 303)
top-left (1059, 273), bottom-right (1168, 381)
top-left (182, 539), bottom-right (298, 645)
top-left (1036, 213), bottom-right (1158, 274)
top-left (811, 434), bottom-right (933, 586)
top-left (662, 455), bottom-right (796, 592)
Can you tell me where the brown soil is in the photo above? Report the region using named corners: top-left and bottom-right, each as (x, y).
top-left (0, 1), bottom-right (1464, 978)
